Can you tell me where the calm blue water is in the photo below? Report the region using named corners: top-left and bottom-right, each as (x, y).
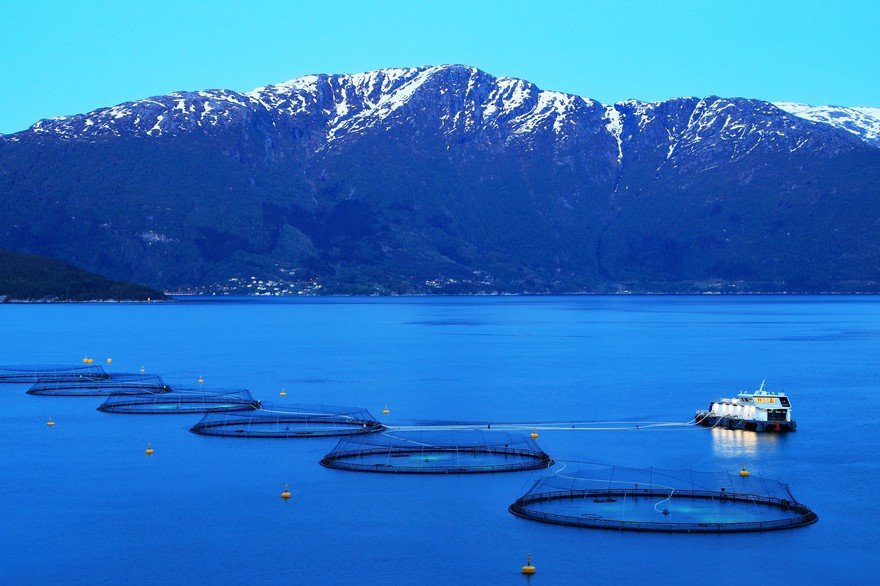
top-left (1, 296), bottom-right (877, 584)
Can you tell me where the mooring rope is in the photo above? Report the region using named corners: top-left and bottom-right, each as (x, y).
top-left (387, 419), bottom-right (700, 432)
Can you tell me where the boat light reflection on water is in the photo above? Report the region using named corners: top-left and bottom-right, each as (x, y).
top-left (710, 427), bottom-right (783, 459)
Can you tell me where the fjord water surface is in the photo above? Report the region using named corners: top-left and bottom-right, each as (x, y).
top-left (0, 296), bottom-right (877, 584)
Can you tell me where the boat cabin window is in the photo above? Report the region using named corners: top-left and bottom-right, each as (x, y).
top-left (778, 397), bottom-right (790, 407)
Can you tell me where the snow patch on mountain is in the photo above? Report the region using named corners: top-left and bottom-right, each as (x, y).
top-left (24, 89), bottom-right (260, 140)
top-left (774, 102), bottom-right (880, 147)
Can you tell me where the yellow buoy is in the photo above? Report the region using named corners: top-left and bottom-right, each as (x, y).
top-left (83, 356), bottom-right (94, 364)
top-left (521, 554), bottom-right (536, 575)
top-left (47, 417), bottom-right (55, 427)
top-left (279, 388), bottom-right (287, 397)
top-left (739, 465), bottom-right (750, 477)
top-left (530, 429), bottom-right (539, 439)
top-left (140, 365), bottom-right (146, 374)
top-left (106, 357), bottom-right (112, 364)
top-left (197, 375), bottom-right (204, 384)
top-left (382, 405), bottom-right (390, 415)
top-left (280, 483), bottom-right (292, 500)
top-left (145, 443), bottom-right (155, 456)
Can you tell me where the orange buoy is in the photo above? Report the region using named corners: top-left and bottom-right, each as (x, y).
top-left (521, 554), bottom-right (536, 575)
top-left (280, 483), bottom-right (292, 500)
top-left (145, 443), bottom-right (155, 456)
top-left (280, 388), bottom-right (287, 397)
top-left (382, 405), bottom-right (390, 415)
top-left (530, 429), bottom-right (539, 439)
top-left (47, 417), bottom-right (55, 427)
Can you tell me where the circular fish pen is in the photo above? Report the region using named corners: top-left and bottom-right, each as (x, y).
top-left (509, 465), bottom-right (818, 533)
top-left (190, 404), bottom-right (384, 438)
top-left (27, 374), bottom-right (170, 396)
top-left (98, 388), bottom-right (258, 414)
top-left (0, 364), bottom-right (109, 384)
top-left (320, 430), bottom-right (554, 474)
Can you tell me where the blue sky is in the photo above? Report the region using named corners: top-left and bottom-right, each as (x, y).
top-left (1, 0), bottom-right (877, 134)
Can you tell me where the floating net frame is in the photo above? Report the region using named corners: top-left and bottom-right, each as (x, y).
top-left (0, 364), bottom-right (109, 384)
top-left (190, 403), bottom-right (384, 438)
top-left (27, 373), bottom-right (170, 396)
top-left (320, 430), bottom-right (554, 474)
top-left (98, 388), bottom-right (259, 414)
top-left (509, 465), bottom-right (818, 533)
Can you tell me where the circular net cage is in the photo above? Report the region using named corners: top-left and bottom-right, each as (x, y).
top-left (98, 388), bottom-right (258, 414)
top-left (27, 373), bottom-right (170, 396)
top-left (190, 403), bottom-right (384, 438)
top-left (509, 465), bottom-right (818, 533)
top-left (0, 364), bottom-right (109, 384)
top-left (320, 430), bottom-right (554, 474)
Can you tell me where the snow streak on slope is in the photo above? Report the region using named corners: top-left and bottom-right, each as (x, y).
top-left (603, 106), bottom-right (623, 164)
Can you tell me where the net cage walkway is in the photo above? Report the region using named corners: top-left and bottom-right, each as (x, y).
top-left (509, 465), bottom-right (818, 533)
top-left (27, 373), bottom-right (170, 396)
top-left (98, 388), bottom-right (258, 414)
top-left (0, 364), bottom-right (109, 384)
top-left (320, 429), bottom-right (554, 474)
top-left (190, 403), bottom-right (384, 438)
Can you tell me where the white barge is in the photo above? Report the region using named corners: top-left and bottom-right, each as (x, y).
top-left (696, 381), bottom-right (796, 432)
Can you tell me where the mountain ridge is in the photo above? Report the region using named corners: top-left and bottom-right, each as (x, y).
top-left (1, 65), bottom-right (879, 294)
top-left (7, 65), bottom-right (878, 151)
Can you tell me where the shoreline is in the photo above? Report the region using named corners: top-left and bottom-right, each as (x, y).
top-left (4, 291), bottom-right (880, 304)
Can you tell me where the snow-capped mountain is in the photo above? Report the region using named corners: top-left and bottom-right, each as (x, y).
top-left (774, 102), bottom-right (880, 147)
top-left (2, 65), bottom-right (880, 294)
top-left (12, 65), bottom-right (876, 156)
